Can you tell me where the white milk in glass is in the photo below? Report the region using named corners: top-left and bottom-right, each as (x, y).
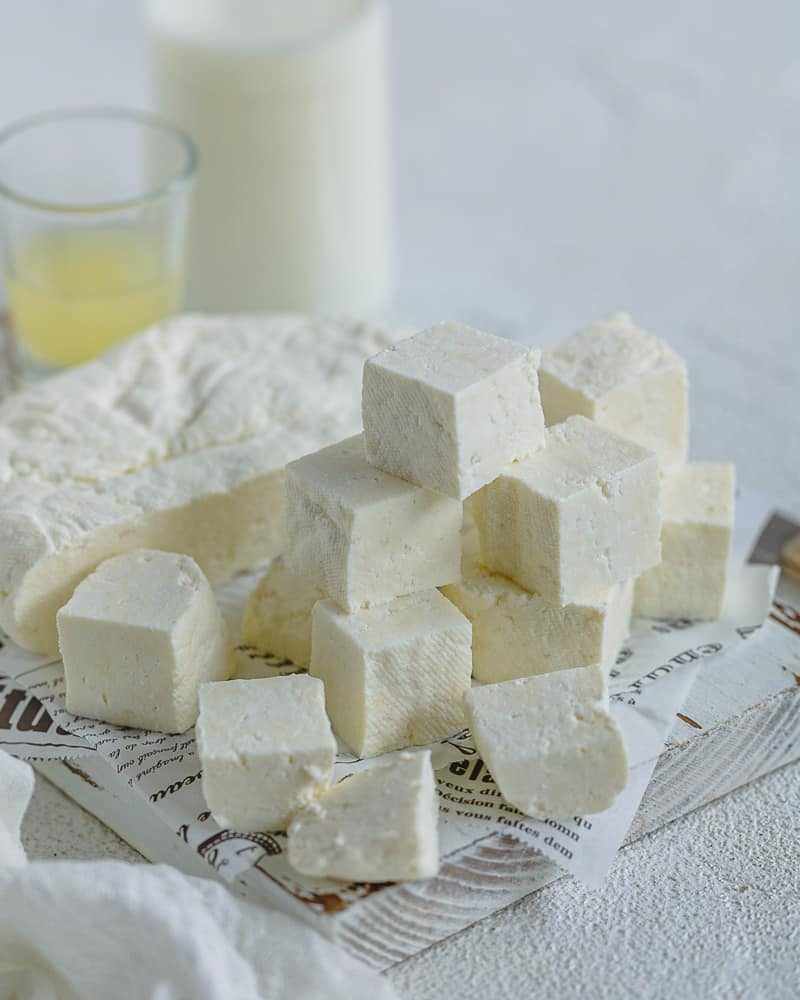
top-left (147, 0), bottom-right (392, 313)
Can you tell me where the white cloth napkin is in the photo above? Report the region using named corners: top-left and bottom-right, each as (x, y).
top-left (0, 752), bottom-right (398, 1000)
top-left (0, 749), bottom-right (34, 869)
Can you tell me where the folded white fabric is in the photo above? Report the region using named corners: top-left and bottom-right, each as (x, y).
top-left (0, 749), bottom-right (34, 869)
top-left (0, 750), bottom-right (397, 1000)
top-left (0, 860), bottom-right (398, 1000)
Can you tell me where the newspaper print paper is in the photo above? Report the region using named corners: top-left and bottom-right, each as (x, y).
top-left (0, 542), bottom-right (780, 896)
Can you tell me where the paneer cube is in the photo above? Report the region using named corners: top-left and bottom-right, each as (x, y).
top-left (442, 571), bottom-right (633, 683)
top-left (288, 751), bottom-right (439, 882)
top-left (363, 322), bottom-right (545, 499)
top-left (472, 416), bottom-right (661, 604)
top-left (539, 312), bottom-right (688, 466)
top-left (310, 590), bottom-right (472, 757)
top-left (285, 435), bottom-right (462, 612)
top-left (634, 462), bottom-right (735, 619)
top-left (57, 549), bottom-right (230, 734)
top-left (240, 558), bottom-right (326, 670)
top-left (196, 675), bottom-right (336, 832)
top-left (465, 666), bottom-right (628, 818)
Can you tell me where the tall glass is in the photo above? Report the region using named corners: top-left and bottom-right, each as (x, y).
top-left (0, 108), bottom-right (196, 375)
top-left (147, 0), bottom-right (392, 315)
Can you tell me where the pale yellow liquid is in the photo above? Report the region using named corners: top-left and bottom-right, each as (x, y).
top-left (6, 228), bottom-right (182, 368)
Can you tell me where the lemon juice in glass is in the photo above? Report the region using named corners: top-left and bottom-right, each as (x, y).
top-left (0, 108), bottom-right (195, 375)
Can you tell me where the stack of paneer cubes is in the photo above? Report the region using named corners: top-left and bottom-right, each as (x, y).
top-left (210, 314), bottom-right (735, 881)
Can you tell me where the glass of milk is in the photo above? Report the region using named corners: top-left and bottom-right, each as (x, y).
top-left (147, 0), bottom-right (393, 315)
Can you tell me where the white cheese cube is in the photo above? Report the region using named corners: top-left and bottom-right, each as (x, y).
top-left (285, 435), bottom-right (462, 612)
top-left (465, 666), bottom-right (628, 818)
top-left (310, 590), bottom-right (472, 757)
top-left (442, 570), bottom-right (633, 683)
top-left (539, 312), bottom-right (688, 466)
top-left (472, 415), bottom-right (661, 604)
top-left (288, 751), bottom-right (439, 882)
top-left (240, 558), bottom-right (326, 670)
top-left (634, 462), bottom-right (735, 620)
top-left (57, 550), bottom-right (230, 734)
top-left (363, 322), bottom-right (545, 499)
top-left (196, 675), bottom-right (335, 832)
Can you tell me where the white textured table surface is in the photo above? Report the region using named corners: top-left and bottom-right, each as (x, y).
top-left (5, 1), bottom-right (800, 996)
top-left (22, 765), bottom-right (800, 998)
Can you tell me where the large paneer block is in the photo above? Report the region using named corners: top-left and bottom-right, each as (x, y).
top-left (442, 570), bottom-right (633, 683)
top-left (465, 665), bottom-right (628, 818)
top-left (363, 322), bottom-right (545, 499)
top-left (634, 462), bottom-right (735, 620)
top-left (196, 675), bottom-right (336, 832)
top-left (0, 314), bottom-right (393, 656)
top-left (57, 550), bottom-right (230, 734)
top-left (288, 751), bottom-right (439, 882)
top-left (285, 435), bottom-right (462, 612)
top-left (539, 312), bottom-right (688, 466)
top-left (472, 415), bottom-right (661, 604)
top-left (240, 558), bottom-right (326, 670)
top-left (310, 590), bottom-right (472, 757)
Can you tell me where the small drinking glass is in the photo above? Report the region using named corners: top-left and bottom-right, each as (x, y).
top-left (0, 108), bottom-right (196, 376)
